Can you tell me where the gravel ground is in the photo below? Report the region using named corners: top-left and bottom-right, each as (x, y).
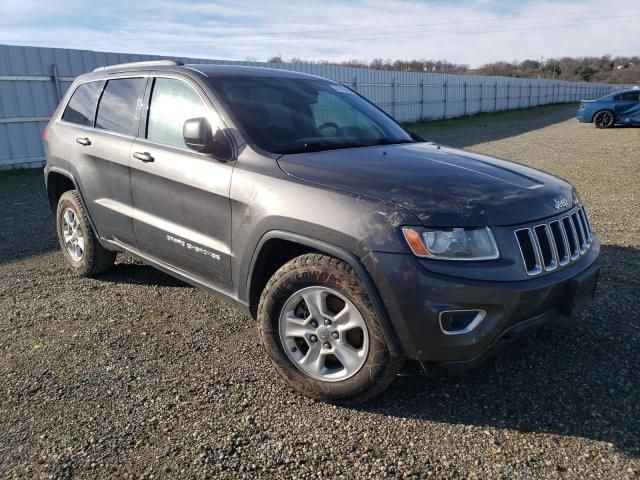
top-left (1, 104), bottom-right (639, 479)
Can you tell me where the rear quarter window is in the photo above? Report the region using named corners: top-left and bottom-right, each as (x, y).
top-left (95, 77), bottom-right (147, 136)
top-left (614, 92), bottom-right (639, 101)
top-left (61, 81), bottom-right (102, 126)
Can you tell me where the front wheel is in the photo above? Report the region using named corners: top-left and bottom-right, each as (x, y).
top-left (593, 110), bottom-right (614, 128)
top-left (258, 253), bottom-right (403, 403)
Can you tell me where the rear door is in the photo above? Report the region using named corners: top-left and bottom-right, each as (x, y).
top-left (63, 75), bottom-right (148, 246)
top-left (129, 74), bottom-right (234, 289)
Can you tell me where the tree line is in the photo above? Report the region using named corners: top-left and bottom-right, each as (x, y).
top-left (265, 55), bottom-right (639, 84)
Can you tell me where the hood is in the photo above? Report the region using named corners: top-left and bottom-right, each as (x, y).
top-left (277, 142), bottom-right (575, 227)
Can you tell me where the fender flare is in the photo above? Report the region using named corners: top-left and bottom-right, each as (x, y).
top-left (246, 230), bottom-right (403, 357)
top-left (45, 166), bottom-right (104, 242)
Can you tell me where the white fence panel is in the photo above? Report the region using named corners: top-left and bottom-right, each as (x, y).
top-left (0, 44), bottom-right (633, 169)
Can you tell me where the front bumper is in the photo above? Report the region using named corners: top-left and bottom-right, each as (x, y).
top-left (363, 237), bottom-right (599, 364)
top-left (576, 109), bottom-right (592, 123)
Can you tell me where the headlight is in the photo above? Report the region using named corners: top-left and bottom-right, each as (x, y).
top-left (402, 226), bottom-right (499, 260)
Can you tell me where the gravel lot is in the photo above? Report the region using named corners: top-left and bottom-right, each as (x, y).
top-left (1, 104), bottom-right (639, 479)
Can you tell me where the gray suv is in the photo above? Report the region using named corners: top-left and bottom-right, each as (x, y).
top-left (44, 60), bottom-right (599, 402)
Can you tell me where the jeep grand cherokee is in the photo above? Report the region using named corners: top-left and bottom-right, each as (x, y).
top-left (44, 60), bottom-right (599, 402)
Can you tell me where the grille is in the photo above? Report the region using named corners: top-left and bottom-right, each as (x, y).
top-left (515, 206), bottom-right (594, 276)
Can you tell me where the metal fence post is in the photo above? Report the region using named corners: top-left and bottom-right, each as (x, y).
top-left (51, 64), bottom-right (62, 102)
top-left (479, 81), bottom-right (484, 112)
top-left (506, 82), bottom-right (510, 110)
top-left (494, 83), bottom-right (498, 111)
top-left (392, 77), bottom-right (397, 118)
top-left (420, 78), bottom-right (425, 120)
top-left (463, 81), bottom-right (467, 116)
top-left (352, 75), bottom-right (357, 91)
top-left (518, 84), bottom-right (522, 108)
top-left (443, 78), bottom-right (448, 119)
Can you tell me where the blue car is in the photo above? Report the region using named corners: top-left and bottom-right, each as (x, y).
top-left (577, 88), bottom-right (640, 128)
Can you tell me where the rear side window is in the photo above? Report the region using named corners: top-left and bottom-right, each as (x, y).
top-left (614, 92), bottom-right (639, 101)
top-left (62, 81), bottom-right (102, 126)
top-left (147, 77), bottom-right (209, 147)
top-left (96, 78), bottom-right (147, 136)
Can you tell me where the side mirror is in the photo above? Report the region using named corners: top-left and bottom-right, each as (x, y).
top-left (183, 117), bottom-right (233, 160)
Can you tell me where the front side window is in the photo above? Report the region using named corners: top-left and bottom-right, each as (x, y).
top-left (95, 78), bottom-right (147, 136)
top-left (208, 76), bottom-right (413, 154)
top-left (147, 78), bottom-right (209, 147)
top-left (62, 81), bottom-right (102, 126)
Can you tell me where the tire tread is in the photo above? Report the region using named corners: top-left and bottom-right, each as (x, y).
top-left (56, 190), bottom-right (115, 277)
top-left (257, 253), bottom-right (403, 403)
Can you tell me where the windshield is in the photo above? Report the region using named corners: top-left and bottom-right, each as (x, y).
top-left (207, 76), bottom-right (414, 154)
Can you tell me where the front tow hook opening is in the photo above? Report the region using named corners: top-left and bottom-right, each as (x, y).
top-left (439, 309), bottom-right (487, 335)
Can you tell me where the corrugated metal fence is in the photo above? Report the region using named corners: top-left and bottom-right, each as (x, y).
top-left (0, 44), bottom-right (632, 169)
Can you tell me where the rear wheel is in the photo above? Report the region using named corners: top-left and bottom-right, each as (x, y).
top-left (258, 253), bottom-right (403, 403)
top-left (56, 190), bottom-right (116, 276)
top-left (593, 110), bottom-right (614, 128)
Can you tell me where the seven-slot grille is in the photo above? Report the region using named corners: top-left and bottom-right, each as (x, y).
top-left (515, 206), bottom-right (593, 276)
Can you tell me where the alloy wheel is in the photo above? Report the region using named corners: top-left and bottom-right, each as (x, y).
top-left (61, 208), bottom-right (85, 261)
top-left (595, 111), bottom-right (614, 128)
top-left (278, 286), bottom-right (369, 382)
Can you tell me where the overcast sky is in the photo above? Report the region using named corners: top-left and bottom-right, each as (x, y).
top-left (1, 0), bottom-right (638, 67)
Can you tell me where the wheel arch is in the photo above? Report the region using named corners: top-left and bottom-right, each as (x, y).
top-left (592, 108), bottom-right (615, 124)
top-left (45, 166), bottom-right (103, 241)
top-left (45, 168), bottom-right (76, 211)
top-left (246, 230), bottom-right (403, 357)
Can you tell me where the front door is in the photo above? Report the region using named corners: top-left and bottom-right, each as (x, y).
top-left (129, 75), bottom-right (234, 289)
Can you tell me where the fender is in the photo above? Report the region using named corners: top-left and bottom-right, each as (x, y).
top-left (246, 230), bottom-right (403, 357)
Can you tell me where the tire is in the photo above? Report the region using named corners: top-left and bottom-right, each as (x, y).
top-left (55, 190), bottom-right (115, 276)
top-left (258, 253), bottom-right (403, 403)
top-left (593, 110), bottom-right (615, 128)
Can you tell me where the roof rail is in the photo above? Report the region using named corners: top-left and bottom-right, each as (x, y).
top-left (93, 59), bottom-right (183, 72)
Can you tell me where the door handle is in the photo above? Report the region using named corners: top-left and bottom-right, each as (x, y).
top-left (133, 152), bottom-right (154, 163)
top-left (75, 137), bottom-right (91, 146)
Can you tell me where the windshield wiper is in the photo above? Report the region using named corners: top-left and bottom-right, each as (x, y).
top-left (375, 139), bottom-right (414, 146)
top-left (278, 142), bottom-right (367, 154)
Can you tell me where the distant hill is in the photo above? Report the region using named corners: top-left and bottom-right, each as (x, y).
top-left (270, 55), bottom-right (640, 84)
